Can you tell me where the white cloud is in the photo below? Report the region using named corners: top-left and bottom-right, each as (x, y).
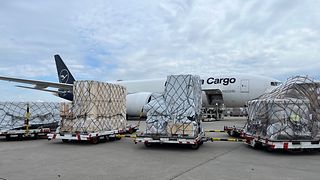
top-left (0, 0), bottom-right (320, 101)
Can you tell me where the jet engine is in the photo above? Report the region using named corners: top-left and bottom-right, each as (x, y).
top-left (126, 92), bottom-right (153, 117)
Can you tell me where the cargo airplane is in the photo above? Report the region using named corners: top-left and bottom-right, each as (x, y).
top-left (0, 55), bottom-right (281, 116)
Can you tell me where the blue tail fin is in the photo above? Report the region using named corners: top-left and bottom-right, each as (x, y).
top-left (54, 54), bottom-right (75, 84)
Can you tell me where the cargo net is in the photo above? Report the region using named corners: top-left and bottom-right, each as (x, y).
top-left (60, 81), bottom-right (127, 133)
top-left (246, 76), bottom-right (320, 141)
top-left (144, 75), bottom-right (202, 137)
top-left (0, 102), bottom-right (60, 132)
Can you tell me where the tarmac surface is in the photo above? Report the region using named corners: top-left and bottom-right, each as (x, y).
top-left (1, 117), bottom-right (320, 180)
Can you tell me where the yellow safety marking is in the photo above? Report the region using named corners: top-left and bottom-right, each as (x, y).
top-left (210, 138), bottom-right (245, 142)
top-left (116, 134), bottom-right (137, 138)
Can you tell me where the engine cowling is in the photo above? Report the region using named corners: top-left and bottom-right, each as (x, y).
top-left (126, 92), bottom-right (153, 117)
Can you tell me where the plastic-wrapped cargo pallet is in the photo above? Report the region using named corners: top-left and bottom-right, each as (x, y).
top-left (144, 75), bottom-right (202, 137)
top-left (245, 76), bottom-right (320, 141)
top-left (0, 102), bottom-right (60, 132)
top-left (59, 80), bottom-right (127, 133)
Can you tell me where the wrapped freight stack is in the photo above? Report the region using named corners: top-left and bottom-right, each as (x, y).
top-left (245, 76), bottom-right (320, 142)
top-left (59, 80), bottom-right (127, 133)
top-left (0, 102), bottom-right (60, 139)
top-left (0, 102), bottom-right (60, 131)
top-left (143, 75), bottom-right (202, 138)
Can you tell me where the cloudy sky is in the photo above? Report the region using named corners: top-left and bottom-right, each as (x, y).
top-left (0, 0), bottom-right (320, 101)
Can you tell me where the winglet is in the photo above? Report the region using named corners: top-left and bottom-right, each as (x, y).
top-left (54, 55), bottom-right (76, 84)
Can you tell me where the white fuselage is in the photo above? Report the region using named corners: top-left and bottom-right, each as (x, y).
top-left (114, 74), bottom-right (280, 108)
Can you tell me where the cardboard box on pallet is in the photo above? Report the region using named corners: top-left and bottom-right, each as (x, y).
top-left (59, 81), bottom-right (127, 133)
top-left (144, 75), bottom-right (202, 137)
top-left (167, 122), bottom-right (197, 137)
top-left (245, 76), bottom-right (320, 141)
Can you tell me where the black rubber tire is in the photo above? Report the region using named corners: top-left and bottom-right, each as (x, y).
top-left (101, 136), bottom-right (108, 143)
top-left (191, 143), bottom-right (200, 150)
top-left (91, 137), bottom-right (100, 144)
top-left (5, 134), bottom-right (11, 141)
top-left (18, 134), bottom-right (23, 141)
top-left (33, 133), bottom-right (38, 140)
top-left (144, 142), bottom-right (152, 147)
top-left (62, 139), bottom-right (70, 143)
top-left (199, 141), bottom-right (204, 146)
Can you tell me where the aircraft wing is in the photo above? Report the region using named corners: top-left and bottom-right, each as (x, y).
top-left (0, 75), bottom-right (73, 91)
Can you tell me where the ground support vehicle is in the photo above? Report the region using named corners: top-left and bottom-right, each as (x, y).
top-left (134, 131), bottom-right (206, 150)
top-left (1, 128), bottom-right (51, 140)
top-left (244, 133), bottom-right (320, 152)
top-left (47, 129), bottom-right (124, 144)
top-left (48, 124), bottom-right (138, 144)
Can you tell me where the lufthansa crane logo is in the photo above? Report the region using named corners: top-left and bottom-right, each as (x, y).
top-left (60, 69), bottom-right (69, 83)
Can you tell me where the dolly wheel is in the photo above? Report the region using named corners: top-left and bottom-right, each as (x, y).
top-left (18, 134), bottom-right (23, 141)
top-left (144, 142), bottom-right (152, 147)
top-left (62, 139), bottom-right (70, 143)
top-left (191, 143), bottom-right (200, 150)
top-left (33, 133), bottom-right (38, 140)
top-left (5, 135), bottom-right (11, 141)
top-left (91, 137), bottom-right (100, 144)
top-left (199, 140), bottom-right (204, 146)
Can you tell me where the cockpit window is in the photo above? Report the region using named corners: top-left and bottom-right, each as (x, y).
top-left (271, 81), bottom-right (281, 86)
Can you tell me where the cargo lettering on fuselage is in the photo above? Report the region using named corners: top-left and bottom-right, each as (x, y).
top-left (201, 77), bottom-right (236, 85)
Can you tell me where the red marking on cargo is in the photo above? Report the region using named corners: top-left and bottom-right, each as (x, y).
top-left (283, 142), bottom-right (289, 150)
top-left (87, 134), bottom-right (92, 140)
top-left (77, 134), bottom-right (81, 141)
top-left (53, 134), bottom-right (56, 139)
top-left (186, 142), bottom-right (190, 144)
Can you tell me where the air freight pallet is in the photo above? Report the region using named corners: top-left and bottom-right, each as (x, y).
top-left (0, 128), bottom-right (51, 140)
top-left (134, 132), bottom-right (206, 150)
top-left (244, 134), bottom-right (320, 151)
top-left (47, 129), bottom-right (125, 144)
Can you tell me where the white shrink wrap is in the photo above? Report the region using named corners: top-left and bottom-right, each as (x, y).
top-left (245, 76), bottom-right (320, 141)
top-left (0, 102), bottom-right (60, 132)
top-left (144, 75), bottom-right (202, 137)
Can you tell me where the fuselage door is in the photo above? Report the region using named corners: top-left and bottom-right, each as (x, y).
top-left (240, 79), bottom-right (249, 93)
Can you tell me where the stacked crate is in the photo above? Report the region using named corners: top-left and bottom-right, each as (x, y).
top-left (59, 81), bottom-right (127, 133)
